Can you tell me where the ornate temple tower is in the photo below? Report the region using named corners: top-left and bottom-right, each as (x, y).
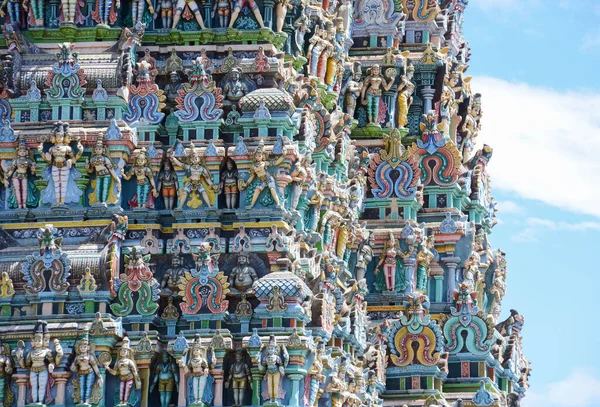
top-left (0, 1), bottom-right (528, 407)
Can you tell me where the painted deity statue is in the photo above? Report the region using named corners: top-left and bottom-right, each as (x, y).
top-left (158, 160), bottom-right (178, 210)
top-left (360, 64), bottom-right (396, 124)
top-left (307, 28), bottom-right (326, 78)
top-left (220, 158), bottom-right (239, 209)
top-left (165, 72), bottom-right (183, 104)
top-left (222, 68), bottom-right (248, 107)
top-left (344, 62), bottom-right (363, 118)
top-left (212, 0), bottom-right (232, 28)
top-left (122, 149), bottom-right (158, 209)
top-left (61, 0), bottom-right (81, 23)
top-left (258, 335), bottom-right (288, 403)
top-left (274, 0), bottom-right (292, 32)
top-left (0, 342), bottom-right (13, 407)
top-left (70, 335), bottom-right (103, 406)
top-left (225, 350), bottom-right (251, 407)
top-left (131, 0), bottom-right (154, 24)
top-left (325, 364), bottom-right (348, 407)
top-left (440, 67), bottom-right (463, 139)
top-left (172, 0), bottom-right (205, 29)
top-left (154, 0), bottom-right (174, 28)
top-left (0, 0), bottom-right (23, 24)
top-left (305, 341), bottom-right (326, 407)
top-left (289, 154), bottom-right (312, 210)
top-left (160, 253), bottom-right (187, 296)
top-left (228, 253), bottom-right (258, 294)
top-left (150, 352), bottom-right (179, 407)
top-left (373, 232), bottom-right (407, 293)
top-left (355, 232), bottom-right (374, 281)
top-left (38, 121), bottom-right (84, 206)
top-left (228, 0), bottom-right (265, 28)
top-left (86, 137), bottom-right (121, 205)
top-left (396, 64), bottom-right (415, 128)
top-left (238, 140), bottom-right (285, 209)
top-left (169, 143), bottom-right (218, 209)
top-left (415, 234), bottom-right (435, 293)
top-left (103, 337), bottom-right (142, 407)
top-left (178, 335), bottom-right (213, 406)
top-left (28, 0), bottom-right (45, 26)
top-left (92, 0), bottom-right (121, 25)
top-left (4, 137), bottom-right (37, 209)
top-left (462, 246), bottom-right (480, 287)
top-left (14, 321), bottom-right (64, 405)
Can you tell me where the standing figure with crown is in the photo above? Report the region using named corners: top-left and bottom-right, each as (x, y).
top-left (178, 335), bottom-right (214, 406)
top-left (38, 122), bottom-right (84, 206)
top-left (4, 137), bottom-right (38, 209)
top-left (103, 337), bottom-right (142, 407)
top-left (14, 320), bottom-right (64, 406)
top-left (168, 143), bottom-right (218, 209)
top-left (70, 333), bottom-right (103, 406)
top-left (258, 335), bottom-right (288, 404)
top-left (238, 140), bottom-right (285, 209)
top-left (86, 135), bottom-right (121, 205)
top-left (122, 148), bottom-right (158, 209)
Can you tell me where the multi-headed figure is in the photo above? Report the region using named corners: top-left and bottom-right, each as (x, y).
top-left (169, 143), bottom-right (218, 209)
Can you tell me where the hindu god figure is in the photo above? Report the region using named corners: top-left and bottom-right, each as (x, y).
top-left (415, 234), bottom-right (435, 293)
top-left (228, 0), bottom-right (265, 29)
top-left (289, 154), bottom-right (312, 210)
top-left (360, 64), bottom-right (396, 124)
top-left (154, 0), bottom-right (174, 28)
top-left (344, 61), bottom-right (363, 118)
top-left (86, 137), bottom-right (121, 205)
top-left (305, 341), bottom-right (326, 407)
top-left (225, 350), bottom-right (251, 407)
top-left (14, 320), bottom-right (64, 405)
top-left (228, 253), bottom-right (258, 294)
top-left (274, 0), bottom-right (293, 32)
top-left (131, 0), bottom-right (154, 24)
top-left (211, 0), bottom-right (232, 27)
top-left (150, 352), bottom-right (179, 407)
top-left (178, 335), bottom-right (213, 406)
top-left (158, 159), bottom-right (178, 210)
top-left (258, 335), bottom-right (288, 403)
top-left (122, 148), bottom-right (158, 209)
top-left (169, 143), bottom-right (218, 209)
top-left (92, 0), bottom-right (121, 26)
top-left (0, 342), bottom-right (13, 407)
top-left (160, 253), bottom-right (187, 296)
top-left (38, 121), bottom-right (83, 206)
top-left (238, 140), bottom-right (285, 209)
top-left (222, 68), bottom-right (249, 107)
top-left (70, 334), bottom-right (103, 406)
top-left (103, 337), bottom-right (142, 407)
top-left (0, 0), bottom-right (23, 25)
top-left (4, 137), bottom-right (37, 209)
top-left (220, 158), bottom-right (239, 209)
top-left (172, 0), bottom-right (205, 29)
top-left (373, 232), bottom-right (407, 293)
top-left (396, 64), bottom-right (415, 128)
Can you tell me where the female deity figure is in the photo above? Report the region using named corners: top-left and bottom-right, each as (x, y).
top-left (396, 64), bottom-right (415, 128)
top-left (103, 337), bottom-right (142, 407)
top-left (14, 321), bottom-right (63, 405)
top-left (4, 137), bottom-right (37, 209)
top-left (0, 342), bottom-right (13, 407)
top-left (373, 232), bottom-right (406, 293)
top-left (228, 0), bottom-right (265, 29)
top-left (258, 335), bottom-right (288, 403)
top-left (61, 0), bottom-right (81, 23)
top-left (168, 143), bottom-right (218, 209)
top-left (325, 365), bottom-right (348, 407)
top-left (344, 62), bottom-right (363, 118)
top-left (462, 247), bottom-right (480, 287)
top-left (238, 140), bottom-right (285, 209)
top-left (150, 352), bottom-right (179, 407)
top-left (289, 154), bottom-right (311, 210)
top-left (121, 149), bottom-right (158, 209)
top-left (211, 0), bottom-right (232, 28)
top-left (92, 0), bottom-right (121, 26)
top-left (225, 350), bottom-right (251, 407)
top-left (220, 158), bottom-right (239, 209)
top-left (86, 137), bottom-right (121, 205)
top-left (178, 335), bottom-right (213, 406)
top-left (172, 0), bottom-right (205, 29)
top-left (415, 234), bottom-right (435, 293)
top-left (131, 0), bottom-right (154, 24)
top-left (158, 160), bottom-right (178, 211)
top-left (70, 335), bottom-right (103, 406)
top-left (39, 121), bottom-right (84, 206)
top-left (304, 341), bottom-right (326, 407)
top-left (0, 0), bottom-right (23, 24)
top-left (360, 64), bottom-right (396, 125)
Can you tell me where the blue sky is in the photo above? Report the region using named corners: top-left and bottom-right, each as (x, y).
top-left (462, 1), bottom-right (600, 406)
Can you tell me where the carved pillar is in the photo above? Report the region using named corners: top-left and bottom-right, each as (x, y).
top-left (421, 87), bottom-right (435, 113)
top-left (383, 89), bottom-right (396, 128)
top-left (53, 371), bottom-right (72, 406)
top-left (442, 257), bottom-right (460, 302)
top-left (287, 373), bottom-right (303, 407)
top-left (212, 369), bottom-right (224, 407)
top-left (263, 0), bottom-right (274, 29)
top-left (48, 0), bottom-right (61, 27)
top-left (15, 373), bottom-right (28, 407)
top-left (177, 366), bottom-right (187, 407)
top-left (251, 370), bottom-right (263, 405)
top-left (403, 257), bottom-right (416, 294)
top-left (204, 0), bottom-right (213, 28)
top-left (139, 363), bottom-right (151, 407)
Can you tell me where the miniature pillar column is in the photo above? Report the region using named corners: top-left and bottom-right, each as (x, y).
top-left (263, 0), bottom-right (274, 29)
top-left (421, 87), bottom-right (435, 113)
top-left (98, 365), bottom-right (107, 407)
top-left (251, 369), bottom-right (263, 405)
top-left (212, 369), bottom-right (224, 407)
top-left (204, 0), bottom-right (213, 28)
top-left (139, 363), bottom-right (151, 407)
top-left (383, 90), bottom-right (396, 128)
top-left (14, 373), bottom-right (28, 407)
top-left (433, 275), bottom-right (443, 302)
top-left (178, 365), bottom-right (188, 407)
top-left (442, 257), bottom-right (460, 302)
top-left (287, 373), bottom-right (303, 407)
top-left (53, 371), bottom-right (72, 406)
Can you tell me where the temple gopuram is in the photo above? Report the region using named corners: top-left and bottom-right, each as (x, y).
top-left (0, 1), bottom-right (530, 407)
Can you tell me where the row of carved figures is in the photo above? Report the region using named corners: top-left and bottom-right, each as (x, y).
top-left (0, 0), bottom-right (293, 30)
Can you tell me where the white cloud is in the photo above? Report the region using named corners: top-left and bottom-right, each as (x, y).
top-left (526, 218), bottom-right (600, 231)
top-left (511, 228), bottom-right (537, 243)
top-left (473, 76), bottom-right (600, 218)
top-left (581, 30), bottom-right (600, 52)
top-left (523, 369), bottom-right (600, 407)
top-left (497, 201), bottom-right (523, 214)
